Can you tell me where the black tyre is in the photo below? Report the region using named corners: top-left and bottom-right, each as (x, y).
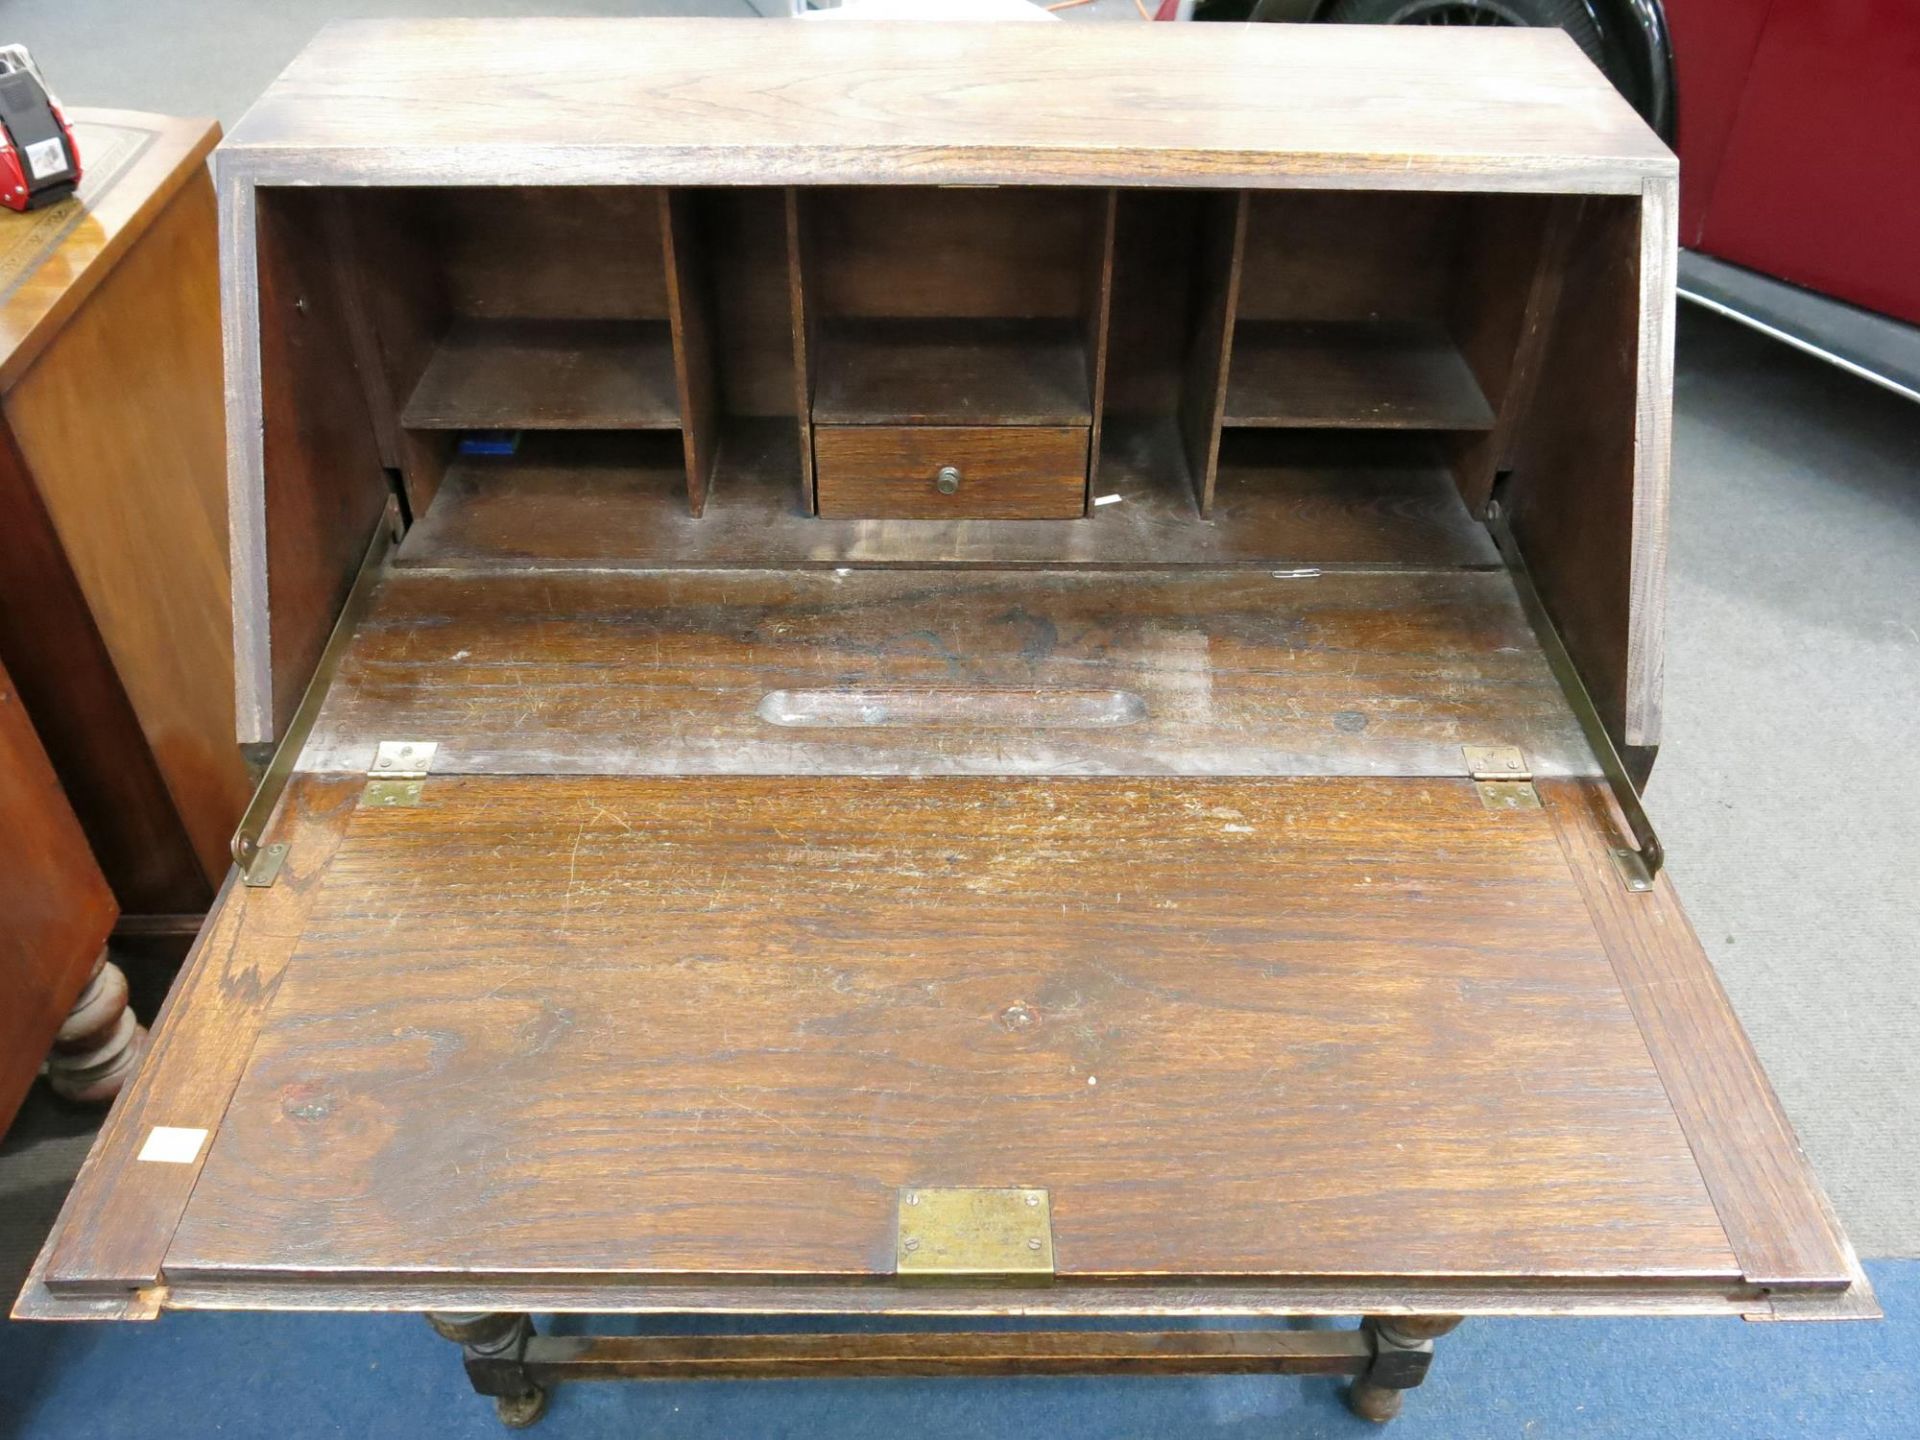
top-left (1322, 0), bottom-right (1615, 84)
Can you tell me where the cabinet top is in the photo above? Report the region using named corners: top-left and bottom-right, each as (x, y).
top-left (218, 18), bottom-right (1672, 194)
top-left (0, 109), bottom-right (217, 390)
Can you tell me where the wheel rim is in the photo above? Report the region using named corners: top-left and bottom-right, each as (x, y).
top-left (1385, 2), bottom-right (1528, 24)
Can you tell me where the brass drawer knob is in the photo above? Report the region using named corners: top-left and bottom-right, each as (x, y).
top-left (934, 465), bottom-right (962, 495)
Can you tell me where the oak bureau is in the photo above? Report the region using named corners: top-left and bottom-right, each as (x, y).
top-left (18, 17), bottom-right (1872, 1427)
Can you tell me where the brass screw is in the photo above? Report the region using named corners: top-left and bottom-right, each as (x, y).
top-left (1027, 1238), bottom-right (1042, 1251)
top-left (904, 1238), bottom-right (920, 1252)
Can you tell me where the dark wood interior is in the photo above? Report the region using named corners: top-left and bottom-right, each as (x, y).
top-left (280, 184), bottom-right (1571, 540)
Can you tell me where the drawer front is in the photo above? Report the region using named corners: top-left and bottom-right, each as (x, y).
top-left (814, 425), bottom-right (1087, 520)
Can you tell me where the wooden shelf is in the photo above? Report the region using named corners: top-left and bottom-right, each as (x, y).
top-left (1223, 321), bottom-right (1495, 431)
top-left (811, 319), bottom-right (1092, 427)
top-left (401, 318), bottom-right (681, 431)
top-left (395, 422), bottom-right (1497, 571)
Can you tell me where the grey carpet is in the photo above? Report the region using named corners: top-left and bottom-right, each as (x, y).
top-left (0, 4), bottom-right (1913, 1268)
top-left (1652, 307), bottom-right (1920, 1258)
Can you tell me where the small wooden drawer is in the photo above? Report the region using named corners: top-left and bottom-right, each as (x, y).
top-left (814, 425), bottom-right (1088, 520)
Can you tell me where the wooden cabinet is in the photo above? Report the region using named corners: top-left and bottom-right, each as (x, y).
top-left (0, 110), bottom-right (247, 920)
top-left (0, 652), bottom-right (117, 1132)
top-left (20, 19), bottom-right (1868, 1423)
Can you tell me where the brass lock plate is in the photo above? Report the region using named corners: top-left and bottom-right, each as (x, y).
top-left (896, 1187), bottom-right (1054, 1284)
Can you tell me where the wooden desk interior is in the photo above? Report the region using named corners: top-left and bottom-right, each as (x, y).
top-left (28, 457), bottom-right (1861, 1320)
top-left (19, 21), bottom-right (1867, 1347)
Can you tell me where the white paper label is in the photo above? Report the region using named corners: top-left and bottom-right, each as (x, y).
top-left (23, 136), bottom-right (68, 181)
top-left (137, 1126), bottom-right (208, 1165)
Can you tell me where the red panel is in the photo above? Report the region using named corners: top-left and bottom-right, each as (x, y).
top-left (1697, 0), bottom-right (1920, 323)
top-left (1666, 0), bottom-right (1776, 246)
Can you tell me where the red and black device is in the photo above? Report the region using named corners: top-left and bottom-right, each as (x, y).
top-left (0, 45), bottom-right (80, 212)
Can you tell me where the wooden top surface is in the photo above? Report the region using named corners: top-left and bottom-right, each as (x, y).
top-left (0, 109), bottom-right (218, 390)
top-left (166, 773), bottom-right (1734, 1287)
top-left (216, 20), bottom-right (1671, 192)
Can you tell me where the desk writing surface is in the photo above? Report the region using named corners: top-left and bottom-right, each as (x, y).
top-left (28, 561), bottom-right (1859, 1315)
top-left (166, 772), bottom-right (1735, 1286)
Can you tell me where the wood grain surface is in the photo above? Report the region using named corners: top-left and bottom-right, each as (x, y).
top-left (429, 186), bottom-right (670, 322)
top-left (100, 1273), bottom-right (1772, 1320)
top-left (1081, 191), bottom-right (1117, 498)
top-left (1222, 321), bottom-right (1494, 431)
top-left (814, 425), bottom-right (1087, 520)
top-left (0, 413), bottom-right (208, 913)
top-left (296, 567), bottom-right (1593, 778)
top-left (165, 774), bottom-right (1733, 1286)
top-left (501, 1328), bottom-right (1375, 1381)
top-left (1177, 191), bottom-right (1243, 516)
top-left (813, 320), bottom-right (1092, 428)
top-left (393, 425), bottom-right (1500, 572)
top-left (218, 22), bottom-right (1672, 191)
top-left (251, 186), bottom-right (392, 739)
top-left (784, 188), bottom-right (819, 514)
top-left (0, 652), bottom-right (118, 1132)
top-left (1538, 781), bottom-right (1853, 1291)
top-left (0, 111), bottom-right (219, 390)
top-left (326, 189), bottom-right (454, 516)
top-left (1506, 191), bottom-right (1668, 751)
top-left (400, 319), bottom-right (680, 431)
top-left (40, 27), bottom-right (1841, 1329)
top-left (41, 776), bottom-right (363, 1294)
top-left (219, 27), bottom-right (1676, 744)
top-left (807, 187), bottom-right (1096, 323)
top-left (4, 165), bottom-right (252, 881)
top-left (662, 189), bottom-right (719, 516)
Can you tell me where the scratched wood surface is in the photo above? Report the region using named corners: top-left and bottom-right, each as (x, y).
top-left (1538, 781), bottom-right (1853, 1292)
top-left (164, 774), bottom-right (1734, 1285)
top-left (217, 21), bottom-right (1670, 192)
top-left (296, 568), bottom-right (1593, 778)
top-left (40, 776), bottom-right (364, 1295)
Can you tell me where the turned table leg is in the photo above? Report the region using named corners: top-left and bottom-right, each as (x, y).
top-left (427, 1312), bottom-right (549, 1429)
top-left (1347, 1315), bottom-right (1462, 1423)
top-left (45, 950), bottom-right (147, 1104)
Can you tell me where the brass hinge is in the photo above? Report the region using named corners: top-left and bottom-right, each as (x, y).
top-left (241, 841), bottom-right (289, 889)
top-left (1464, 744), bottom-right (1540, 811)
top-left (896, 1187), bottom-right (1054, 1286)
top-left (363, 739), bottom-right (437, 808)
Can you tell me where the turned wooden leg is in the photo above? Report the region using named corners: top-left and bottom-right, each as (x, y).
top-left (45, 950), bottom-right (147, 1104)
top-left (427, 1312), bottom-right (549, 1429)
top-left (1346, 1315), bottom-right (1462, 1423)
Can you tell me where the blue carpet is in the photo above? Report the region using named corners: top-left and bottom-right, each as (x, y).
top-left (2, 1262), bottom-right (1914, 1439)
